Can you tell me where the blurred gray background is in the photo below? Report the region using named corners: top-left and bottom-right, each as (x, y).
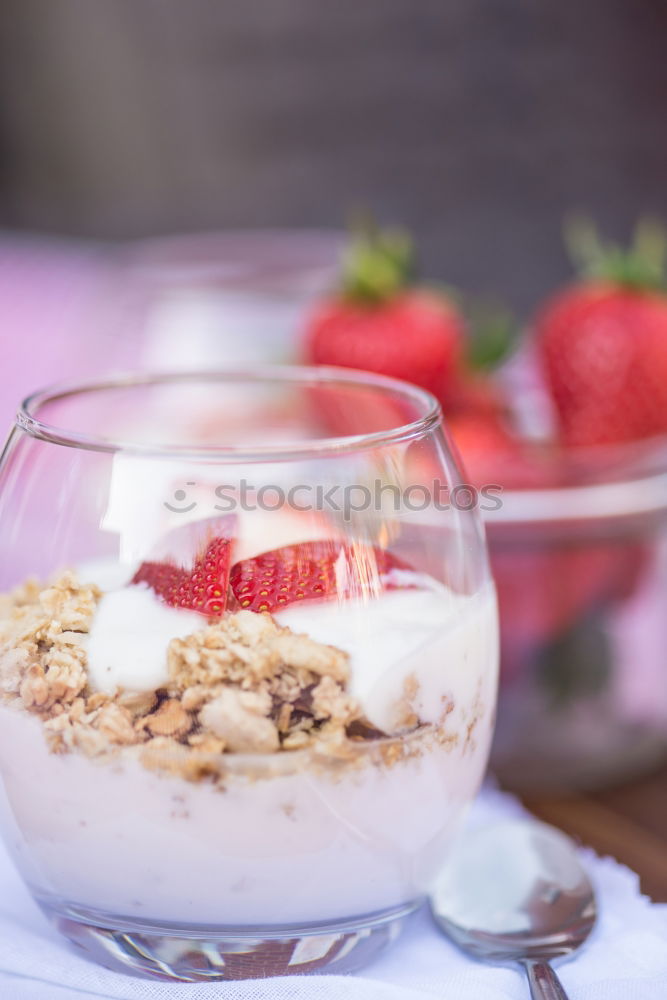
top-left (1, 0), bottom-right (666, 312)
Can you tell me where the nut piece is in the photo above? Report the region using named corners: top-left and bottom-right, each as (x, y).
top-left (95, 703), bottom-right (137, 745)
top-left (311, 675), bottom-right (360, 722)
top-left (141, 736), bottom-right (223, 783)
top-left (181, 685), bottom-right (210, 712)
top-left (0, 647), bottom-right (31, 696)
top-left (276, 702), bottom-right (292, 734)
top-left (72, 724), bottom-right (114, 757)
top-left (141, 699), bottom-right (192, 739)
top-left (200, 688), bottom-right (279, 753)
top-left (272, 632), bottom-right (349, 683)
top-left (19, 665), bottom-right (50, 709)
top-left (188, 733), bottom-right (226, 754)
top-left (116, 689), bottom-right (158, 717)
top-left (86, 691), bottom-right (111, 712)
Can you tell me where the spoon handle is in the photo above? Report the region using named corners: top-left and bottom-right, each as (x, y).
top-left (522, 959), bottom-right (570, 1000)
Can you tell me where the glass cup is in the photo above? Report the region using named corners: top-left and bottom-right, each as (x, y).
top-left (0, 368), bottom-right (498, 981)
top-left (117, 229), bottom-right (344, 371)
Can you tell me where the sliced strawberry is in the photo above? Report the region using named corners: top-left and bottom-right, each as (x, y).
top-left (230, 540), bottom-right (411, 614)
top-left (132, 520), bottom-right (234, 617)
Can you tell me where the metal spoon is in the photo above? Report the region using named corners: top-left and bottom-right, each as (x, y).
top-left (430, 818), bottom-right (596, 1000)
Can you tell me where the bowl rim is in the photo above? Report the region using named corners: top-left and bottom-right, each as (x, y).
top-left (484, 473), bottom-right (667, 524)
top-left (484, 438), bottom-right (667, 525)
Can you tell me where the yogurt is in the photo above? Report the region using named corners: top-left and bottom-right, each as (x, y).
top-left (276, 578), bottom-right (496, 733)
top-left (86, 586), bottom-right (204, 693)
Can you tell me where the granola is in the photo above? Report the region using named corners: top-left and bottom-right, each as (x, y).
top-left (0, 571), bottom-right (393, 780)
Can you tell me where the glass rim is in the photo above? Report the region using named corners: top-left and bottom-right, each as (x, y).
top-left (17, 366), bottom-right (442, 461)
top-left (126, 226), bottom-right (344, 281)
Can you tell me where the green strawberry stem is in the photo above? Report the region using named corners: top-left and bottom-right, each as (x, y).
top-left (565, 216), bottom-right (667, 291)
top-left (339, 220), bottom-right (518, 373)
top-left (340, 221), bottom-right (415, 304)
top-left (465, 302), bottom-right (517, 372)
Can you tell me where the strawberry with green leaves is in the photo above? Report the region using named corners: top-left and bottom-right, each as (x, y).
top-left (536, 220), bottom-right (667, 447)
top-left (304, 225), bottom-right (465, 399)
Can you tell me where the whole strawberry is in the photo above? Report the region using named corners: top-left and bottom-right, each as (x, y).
top-left (536, 220), bottom-right (667, 446)
top-left (304, 225), bottom-right (464, 398)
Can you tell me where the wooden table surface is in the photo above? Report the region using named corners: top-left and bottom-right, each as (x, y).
top-left (520, 762), bottom-right (667, 903)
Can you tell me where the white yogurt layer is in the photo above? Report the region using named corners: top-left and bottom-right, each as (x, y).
top-left (0, 700), bottom-right (496, 924)
top-left (86, 586), bottom-right (204, 693)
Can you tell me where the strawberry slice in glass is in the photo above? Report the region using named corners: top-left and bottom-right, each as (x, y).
top-left (230, 539), bottom-right (412, 614)
top-left (132, 516), bottom-right (235, 617)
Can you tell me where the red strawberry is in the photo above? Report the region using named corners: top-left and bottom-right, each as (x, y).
top-left (230, 540), bottom-right (410, 614)
top-left (536, 220), bottom-right (667, 446)
top-left (132, 525), bottom-right (233, 617)
top-left (304, 225), bottom-right (464, 399)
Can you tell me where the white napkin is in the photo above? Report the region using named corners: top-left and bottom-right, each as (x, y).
top-left (0, 787), bottom-right (664, 1000)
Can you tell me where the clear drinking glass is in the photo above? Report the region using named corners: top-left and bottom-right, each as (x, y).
top-left (0, 368), bottom-right (498, 981)
top-left (119, 229), bottom-right (344, 370)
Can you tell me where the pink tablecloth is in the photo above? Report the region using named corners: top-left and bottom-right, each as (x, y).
top-left (0, 236), bottom-right (129, 436)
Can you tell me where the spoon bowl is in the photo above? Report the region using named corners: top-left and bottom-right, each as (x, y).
top-left (430, 819), bottom-right (596, 999)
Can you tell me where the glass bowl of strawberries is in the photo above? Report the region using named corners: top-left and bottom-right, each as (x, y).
top-left (303, 220), bottom-right (667, 792)
top-left (487, 224), bottom-right (667, 792)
